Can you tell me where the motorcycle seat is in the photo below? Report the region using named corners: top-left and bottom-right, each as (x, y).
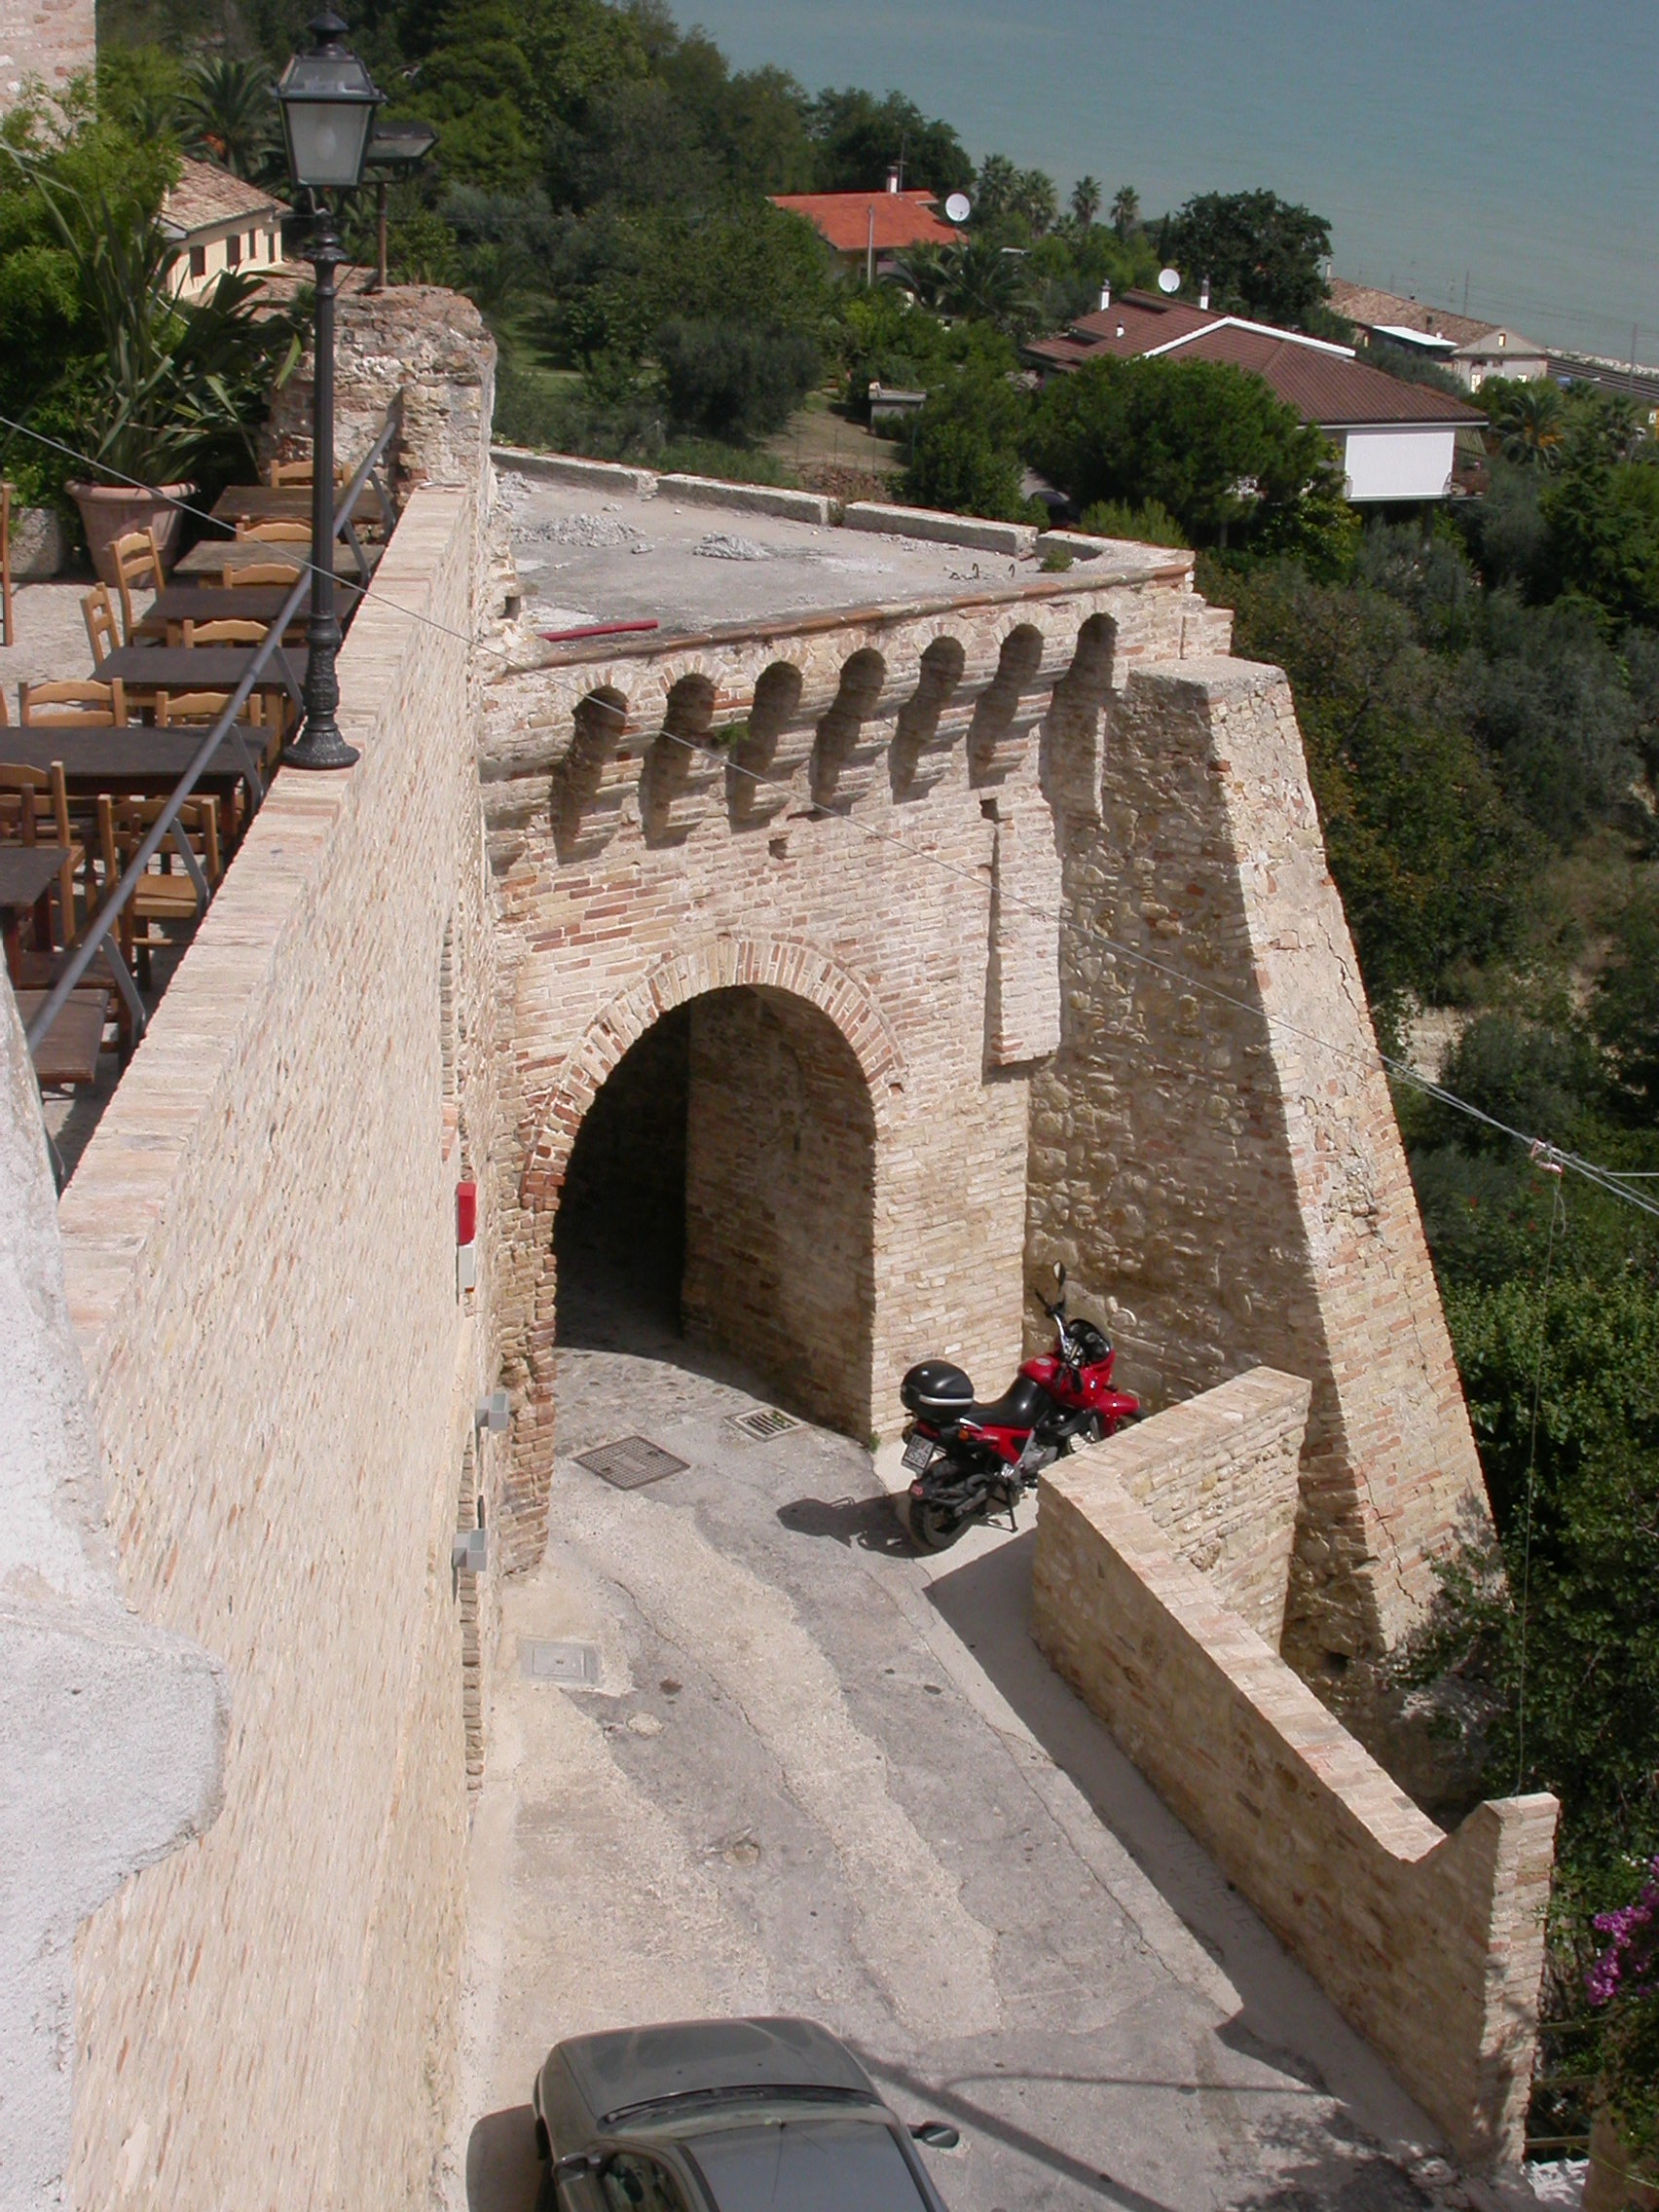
top-left (965, 1375), bottom-right (1046, 1430)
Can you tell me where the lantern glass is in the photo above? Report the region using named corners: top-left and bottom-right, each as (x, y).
top-left (276, 20), bottom-right (383, 190)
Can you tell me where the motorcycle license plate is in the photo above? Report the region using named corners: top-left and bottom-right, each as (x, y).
top-left (903, 1434), bottom-right (937, 1474)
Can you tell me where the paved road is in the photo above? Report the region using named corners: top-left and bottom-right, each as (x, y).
top-left (445, 1329), bottom-right (1458, 2212)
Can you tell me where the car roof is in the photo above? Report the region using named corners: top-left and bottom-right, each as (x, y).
top-left (559, 2017), bottom-right (877, 2126)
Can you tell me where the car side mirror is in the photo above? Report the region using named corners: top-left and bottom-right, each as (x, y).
top-left (909, 2120), bottom-right (960, 2149)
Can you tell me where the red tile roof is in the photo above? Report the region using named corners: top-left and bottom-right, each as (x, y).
top-left (164, 156), bottom-right (290, 235)
top-left (1027, 291), bottom-right (1484, 428)
top-left (771, 190), bottom-right (961, 255)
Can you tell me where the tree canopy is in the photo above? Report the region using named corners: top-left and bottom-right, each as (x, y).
top-left (1163, 188), bottom-right (1332, 328)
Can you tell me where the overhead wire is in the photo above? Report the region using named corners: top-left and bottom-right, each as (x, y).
top-left (6, 408), bottom-right (1659, 1223)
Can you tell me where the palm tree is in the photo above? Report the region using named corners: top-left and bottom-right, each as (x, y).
top-left (180, 57), bottom-right (277, 181)
top-left (889, 239), bottom-right (1038, 334)
top-left (974, 153), bottom-right (1016, 223)
top-left (1487, 381), bottom-right (1566, 468)
top-left (1070, 175), bottom-right (1102, 230)
top-left (1111, 184), bottom-right (1140, 240)
top-left (1010, 167), bottom-right (1056, 235)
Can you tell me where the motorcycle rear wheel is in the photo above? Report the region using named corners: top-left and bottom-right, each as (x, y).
top-left (909, 1496), bottom-right (970, 1552)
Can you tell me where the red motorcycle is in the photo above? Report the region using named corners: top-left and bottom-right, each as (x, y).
top-left (899, 1266), bottom-right (1139, 1551)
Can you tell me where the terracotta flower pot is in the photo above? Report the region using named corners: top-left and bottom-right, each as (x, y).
top-left (66, 481), bottom-right (194, 586)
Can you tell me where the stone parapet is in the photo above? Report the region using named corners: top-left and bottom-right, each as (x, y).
top-left (842, 499), bottom-right (1039, 556)
top-left (1069, 1365), bottom-right (1311, 1641)
top-left (55, 486), bottom-right (498, 2210)
top-left (1033, 1435), bottom-right (1558, 2167)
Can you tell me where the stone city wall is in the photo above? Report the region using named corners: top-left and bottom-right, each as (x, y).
top-left (1026, 656), bottom-right (1492, 1729)
top-left (480, 556), bottom-right (1206, 1563)
top-left (54, 485), bottom-right (499, 2212)
top-left (1093, 1365), bottom-right (1310, 1641)
top-left (0, 0), bottom-right (93, 105)
top-left (1032, 1420), bottom-right (1559, 2167)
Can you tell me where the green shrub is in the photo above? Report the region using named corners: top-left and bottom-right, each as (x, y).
top-left (655, 316), bottom-right (819, 441)
top-left (1079, 497), bottom-right (1188, 548)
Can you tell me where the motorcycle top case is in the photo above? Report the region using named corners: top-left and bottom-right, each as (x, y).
top-left (901, 1359), bottom-right (975, 1422)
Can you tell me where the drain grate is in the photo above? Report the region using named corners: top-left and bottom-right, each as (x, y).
top-left (728, 1408), bottom-right (801, 1443)
top-left (576, 1435), bottom-right (689, 1490)
top-left (521, 1639), bottom-right (600, 1685)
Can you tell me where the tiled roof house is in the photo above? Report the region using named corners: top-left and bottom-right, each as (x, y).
top-left (1027, 287), bottom-right (1485, 502)
top-left (162, 157), bottom-right (291, 301)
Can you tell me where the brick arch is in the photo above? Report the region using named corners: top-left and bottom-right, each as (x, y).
top-left (519, 934), bottom-right (903, 1212)
top-left (498, 937), bottom-right (902, 1571)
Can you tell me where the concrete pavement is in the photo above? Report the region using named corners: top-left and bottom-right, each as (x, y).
top-left (445, 1327), bottom-right (1466, 2212)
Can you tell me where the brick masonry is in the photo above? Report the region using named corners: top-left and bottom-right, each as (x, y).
top-left (1096, 1365), bottom-right (1311, 1642)
top-left (1032, 1408), bottom-right (1559, 2167)
top-left (1025, 656), bottom-right (1493, 1729)
top-left (482, 564), bottom-right (1493, 1746)
top-left (0, 0), bottom-right (93, 103)
top-left (54, 484), bottom-right (500, 2211)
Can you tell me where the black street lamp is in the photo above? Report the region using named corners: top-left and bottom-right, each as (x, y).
top-left (274, 11), bottom-right (384, 770)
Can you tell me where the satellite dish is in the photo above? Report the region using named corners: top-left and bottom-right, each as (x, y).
top-left (1157, 267), bottom-right (1181, 295)
top-left (944, 192), bottom-right (971, 224)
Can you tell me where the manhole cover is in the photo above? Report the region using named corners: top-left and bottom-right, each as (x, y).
top-left (520, 1639), bottom-right (599, 1685)
top-left (728, 1408), bottom-right (801, 1443)
top-left (575, 1435), bottom-right (689, 1490)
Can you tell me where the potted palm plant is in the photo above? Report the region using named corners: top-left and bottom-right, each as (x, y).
top-left (37, 182), bottom-right (301, 580)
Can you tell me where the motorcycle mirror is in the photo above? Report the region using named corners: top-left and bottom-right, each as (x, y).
top-left (1053, 1262), bottom-right (1066, 1290)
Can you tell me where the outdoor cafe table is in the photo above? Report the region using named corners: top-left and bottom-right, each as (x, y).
top-left (2, 724), bottom-right (260, 803)
top-left (209, 485), bottom-right (313, 527)
top-left (95, 642), bottom-right (309, 713)
top-left (173, 537), bottom-right (372, 580)
top-left (133, 581), bottom-right (363, 640)
top-left (0, 843), bottom-right (69, 970)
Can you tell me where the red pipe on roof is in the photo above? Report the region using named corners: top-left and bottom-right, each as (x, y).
top-left (538, 618), bottom-right (659, 644)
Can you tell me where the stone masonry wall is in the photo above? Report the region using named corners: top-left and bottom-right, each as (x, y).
top-left (1027, 656), bottom-right (1493, 1723)
top-left (55, 486), bottom-right (498, 2212)
top-left (483, 557), bottom-right (1203, 1565)
top-left (1098, 1366), bottom-right (1310, 1642)
top-left (0, 0), bottom-right (93, 105)
top-left (1032, 1427), bottom-right (1559, 2167)
top-left (683, 986), bottom-right (879, 1434)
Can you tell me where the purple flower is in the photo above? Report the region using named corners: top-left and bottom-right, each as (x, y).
top-left (1587, 1858), bottom-right (1659, 2009)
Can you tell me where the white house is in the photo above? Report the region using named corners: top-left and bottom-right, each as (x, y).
top-left (162, 158), bottom-right (290, 301)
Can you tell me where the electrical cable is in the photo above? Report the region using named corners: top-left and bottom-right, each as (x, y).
top-left (6, 409), bottom-right (1659, 1222)
top-left (1513, 1167), bottom-right (1565, 1797)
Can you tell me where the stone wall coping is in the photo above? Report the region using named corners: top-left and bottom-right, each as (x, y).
top-left (493, 557), bottom-right (1190, 683)
top-left (654, 473), bottom-right (833, 526)
top-left (840, 500), bottom-right (1036, 556)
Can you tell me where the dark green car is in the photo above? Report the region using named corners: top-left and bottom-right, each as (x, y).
top-left (533, 2015), bottom-right (959, 2211)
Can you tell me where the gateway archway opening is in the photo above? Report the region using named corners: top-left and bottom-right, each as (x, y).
top-left (554, 986), bottom-right (877, 1435)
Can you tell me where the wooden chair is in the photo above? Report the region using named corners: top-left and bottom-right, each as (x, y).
top-left (222, 560), bottom-right (304, 588)
top-left (0, 759), bottom-right (87, 947)
top-left (179, 617), bottom-right (271, 648)
top-left (95, 792), bottom-right (219, 985)
top-left (155, 686), bottom-right (276, 784)
top-left (266, 458), bottom-right (347, 488)
top-left (82, 583), bottom-right (120, 667)
top-left (111, 525), bottom-right (166, 644)
top-left (1, 480), bottom-right (13, 649)
top-left (18, 679), bottom-right (128, 727)
top-left (235, 518), bottom-right (312, 544)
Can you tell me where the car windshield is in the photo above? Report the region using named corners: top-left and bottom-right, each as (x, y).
top-left (685, 2118), bottom-right (930, 2212)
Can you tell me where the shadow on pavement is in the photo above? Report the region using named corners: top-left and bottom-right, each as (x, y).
top-left (466, 2104), bottom-right (544, 2212)
top-left (921, 1533), bottom-right (1441, 2157)
top-left (776, 1492), bottom-right (914, 1554)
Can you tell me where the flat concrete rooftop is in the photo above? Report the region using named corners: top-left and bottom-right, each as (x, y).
top-left (496, 467), bottom-right (1173, 642)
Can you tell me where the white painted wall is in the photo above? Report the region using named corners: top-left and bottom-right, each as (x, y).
top-left (0, 986), bottom-right (225, 2211)
top-left (1341, 425), bottom-right (1456, 502)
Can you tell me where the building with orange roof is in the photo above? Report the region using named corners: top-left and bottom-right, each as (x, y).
top-left (771, 178), bottom-right (962, 279)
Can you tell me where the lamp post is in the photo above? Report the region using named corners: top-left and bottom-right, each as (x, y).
top-left (274, 10), bottom-right (384, 770)
top-left (362, 119), bottom-right (438, 292)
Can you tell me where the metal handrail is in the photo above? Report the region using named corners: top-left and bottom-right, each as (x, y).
top-left (23, 411), bottom-right (398, 1059)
